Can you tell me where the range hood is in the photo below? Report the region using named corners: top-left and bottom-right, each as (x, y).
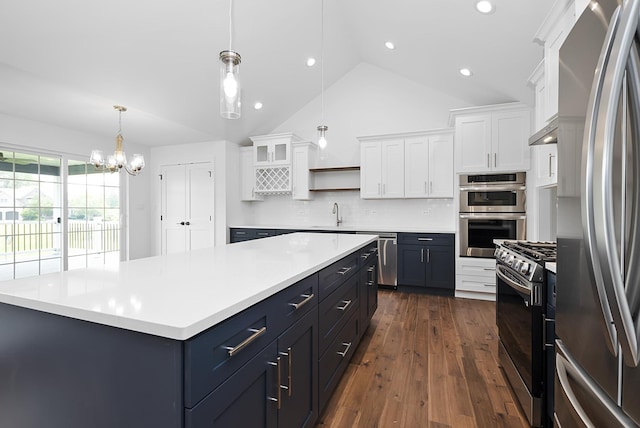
top-left (528, 117), bottom-right (558, 145)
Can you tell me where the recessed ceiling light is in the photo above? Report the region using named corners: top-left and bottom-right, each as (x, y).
top-left (385, 41), bottom-right (395, 50)
top-left (459, 68), bottom-right (473, 77)
top-left (306, 57), bottom-right (316, 67)
top-left (254, 102), bottom-right (263, 110)
top-left (476, 1), bottom-right (495, 14)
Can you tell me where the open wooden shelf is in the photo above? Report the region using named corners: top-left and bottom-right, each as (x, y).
top-left (309, 187), bottom-right (360, 192)
top-left (309, 166), bottom-right (360, 172)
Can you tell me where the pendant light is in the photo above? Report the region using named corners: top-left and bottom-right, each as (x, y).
top-left (220, 0), bottom-right (241, 119)
top-left (90, 105), bottom-right (145, 176)
top-left (316, 0), bottom-right (327, 149)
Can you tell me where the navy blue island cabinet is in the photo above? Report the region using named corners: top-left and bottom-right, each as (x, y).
top-left (397, 232), bottom-right (455, 295)
top-left (0, 241), bottom-right (377, 428)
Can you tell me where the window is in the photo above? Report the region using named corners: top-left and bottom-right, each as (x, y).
top-left (0, 151), bottom-right (62, 280)
top-left (67, 160), bottom-right (120, 270)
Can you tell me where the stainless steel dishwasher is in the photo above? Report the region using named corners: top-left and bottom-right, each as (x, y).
top-left (357, 232), bottom-right (397, 289)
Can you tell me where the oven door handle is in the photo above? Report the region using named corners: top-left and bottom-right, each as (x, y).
top-left (459, 214), bottom-right (526, 221)
top-left (459, 185), bottom-right (526, 192)
top-left (496, 265), bottom-right (531, 297)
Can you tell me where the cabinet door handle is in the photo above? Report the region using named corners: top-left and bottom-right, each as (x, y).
top-left (337, 342), bottom-right (352, 357)
top-left (224, 327), bottom-right (267, 357)
top-left (427, 248), bottom-right (430, 263)
top-left (549, 154), bottom-right (555, 177)
top-left (494, 153), bottom-right (497, 168)
top-left (378, 183), bottom-right (381, 195)
top-left (289, 293), bottom-right (314, 310)
top-left (487, 153), bottom-right (490, 168)
top-left (424, 181), bottom-right (427, 194)
top-left (430, 181), bottom-right (433, 194)
top-left (421, 248), bottom-right (424, 263)
top-left (337, 267), bottom-right (352, 275)
top-left (286, 347), bottom-right (293, 396)
top-left (417, 237), bottom-right (433, 241)
top-left (278, 350), bottom-right (290, 396)
top-left (383, 183), bottom-right (386, 194)
top-left (337, 299), bottom-right (352, 311)
top-left (267, 357), bottom-right (282, 410)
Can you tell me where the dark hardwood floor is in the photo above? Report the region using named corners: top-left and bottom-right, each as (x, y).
top-left (315, 290), bottom-right (528, 428)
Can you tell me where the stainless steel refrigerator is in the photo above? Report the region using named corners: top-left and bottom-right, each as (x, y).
top-left (556, 0), bottom-right (640, 426)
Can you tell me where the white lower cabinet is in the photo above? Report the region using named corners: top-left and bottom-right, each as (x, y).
top-left (455, 257), bottom-right (496, 300)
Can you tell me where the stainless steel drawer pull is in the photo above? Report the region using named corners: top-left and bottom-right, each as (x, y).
top-left (289, 293), bottom-right (314, 310)
top-left (417, 237), bottom-right (433, 241)
top-left (337, 267), bottom-right (352, 275)
top-left (337, 341), bottom-right (352, 357)
top-left (336, 300), bottom-right (352, 311)
top-left (267, 359), bottom-right (280, 408)
top-left (367, 267), bottom-right (375, 272)
top-left (484, 283), bottom-right (495, 287)
top-left (236, 231), bottom-right (246, 235)
top-left (483, 267), bottom-right (496, 271)
top-left (225, 326), bottom-right (267, 357)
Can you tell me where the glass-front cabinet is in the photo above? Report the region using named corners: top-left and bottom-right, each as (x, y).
top-left (251, 133), bottom-right (299, 166)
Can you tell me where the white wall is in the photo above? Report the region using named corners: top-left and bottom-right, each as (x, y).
top-left (244, 62), bottom-right (470, 230)
top-left (0, 113), bottom-right (152, 259)
top-left (149, 140), bottom-right (242, 255)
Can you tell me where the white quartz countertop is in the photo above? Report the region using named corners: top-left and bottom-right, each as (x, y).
top-left (546, 262), bottom-right (556, 274)
top-left (0, 233), bottom-right (377, 341)
top-left (229, 224), bottom-right (456, 234)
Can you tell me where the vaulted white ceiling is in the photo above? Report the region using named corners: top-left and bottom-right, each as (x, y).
top-left (0, 0), bottom-right (555, 147)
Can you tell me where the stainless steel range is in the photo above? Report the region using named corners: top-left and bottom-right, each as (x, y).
top-left (495, 241), bottom-right (556, 427)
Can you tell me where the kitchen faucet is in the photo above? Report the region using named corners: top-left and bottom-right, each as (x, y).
top-left (332, 202), bottom-right (342, 227)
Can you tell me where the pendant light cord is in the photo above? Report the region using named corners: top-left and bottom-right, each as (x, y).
top-left (321, 0), bottom-right (325, 124)
top-left (229, 0), bottom-right (233, 51)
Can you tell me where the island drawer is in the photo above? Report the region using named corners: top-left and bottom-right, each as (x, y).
top-left (183, 274), bottom-right (317, 408)
top-left (230, 228), bottom-right (256, 242)
top-left (318, 309), bottom-right (360, 413)
top-left (270, 274), bottom-right (318, 335)
top-left (318, 273), bottom-right (359, 354)
top-left (318, 252), bottom-right (359, 300)
top-left (184, 301), bottom-right (276, 408)
top-left (397, 232), bottom-right (453, 246)
top-left (359, 241), bottom-right (378, 265)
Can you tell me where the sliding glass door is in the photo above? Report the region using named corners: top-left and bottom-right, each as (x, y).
top-left (0, 151), bottom-right (62, 280)
top-left (67, 160), bottom-right (120, 270)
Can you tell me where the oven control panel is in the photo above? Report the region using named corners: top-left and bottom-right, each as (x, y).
top-left (494, 246), bottom-right (544, 283)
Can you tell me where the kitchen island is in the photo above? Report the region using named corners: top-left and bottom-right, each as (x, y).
top-left (0, 232), bottom-right (378, 428)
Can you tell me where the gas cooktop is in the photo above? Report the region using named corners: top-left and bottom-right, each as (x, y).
top-left (501, 241), bottom-right (557, 263)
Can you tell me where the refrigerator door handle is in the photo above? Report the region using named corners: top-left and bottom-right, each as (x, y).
top-left (555, 340), bottom-right (637, 427)
top-left (590, 0), bottom-right (640, 367)
top-left (582, 4), bottom-right (621, 357)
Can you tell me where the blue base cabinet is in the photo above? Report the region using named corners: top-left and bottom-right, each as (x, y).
top-left (0, 242), bottom-right (377, 428)
top-left (397, 233), bottom-right (454, 294)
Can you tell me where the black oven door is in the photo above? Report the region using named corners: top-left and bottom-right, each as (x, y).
top-left (459, 213), bottom-right (526, 257)
top-left (496, 264), bottom-right (543, 399)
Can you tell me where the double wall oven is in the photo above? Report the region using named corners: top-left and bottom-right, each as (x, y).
top-left (459, 172), bottom-right (526, 257)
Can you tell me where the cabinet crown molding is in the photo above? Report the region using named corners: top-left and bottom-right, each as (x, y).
top-left (356, 128), bottom-right (453, 142)
top-left (249, 132), bottom-right (303, 144)
top-left (533, 0), bottom-right (574, 45)
top-left (448, 102), bottom-right (530, 127)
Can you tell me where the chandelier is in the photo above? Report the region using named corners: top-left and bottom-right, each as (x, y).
top-left (90, 105), bottom-right (145, 176)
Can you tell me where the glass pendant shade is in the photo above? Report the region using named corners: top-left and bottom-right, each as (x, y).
top-left (317, 125), bottom-right (328, 149)
top-left (219, 50), bottom-right (241, 119)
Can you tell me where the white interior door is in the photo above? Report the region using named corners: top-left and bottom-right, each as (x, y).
top-left (161, 163), bottom-right (215, 255)
top-left (161, 165), bottom-right (187, 254)
top-left (187, 163), bottom-right (214, 250)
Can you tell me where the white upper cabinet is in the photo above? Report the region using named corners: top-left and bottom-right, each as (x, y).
top-left (359, 130), bottom-right (453, 199)
top-left (451, 103), bottom-right (531, 173)
top-left (251, 133), bottom-right (300, 166)
top-left (532, 0), bottom-right (577, 127)
top-left (535, 144), bottom-right (558, 188)
top-left (360, 139), bottom-right (404, 199)
top-left (240, 147), bottom-right (263, 201)
top-left (291, 141), bottom-right (316, 201)
top-left (404, 132), bottom-right (454, 198)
